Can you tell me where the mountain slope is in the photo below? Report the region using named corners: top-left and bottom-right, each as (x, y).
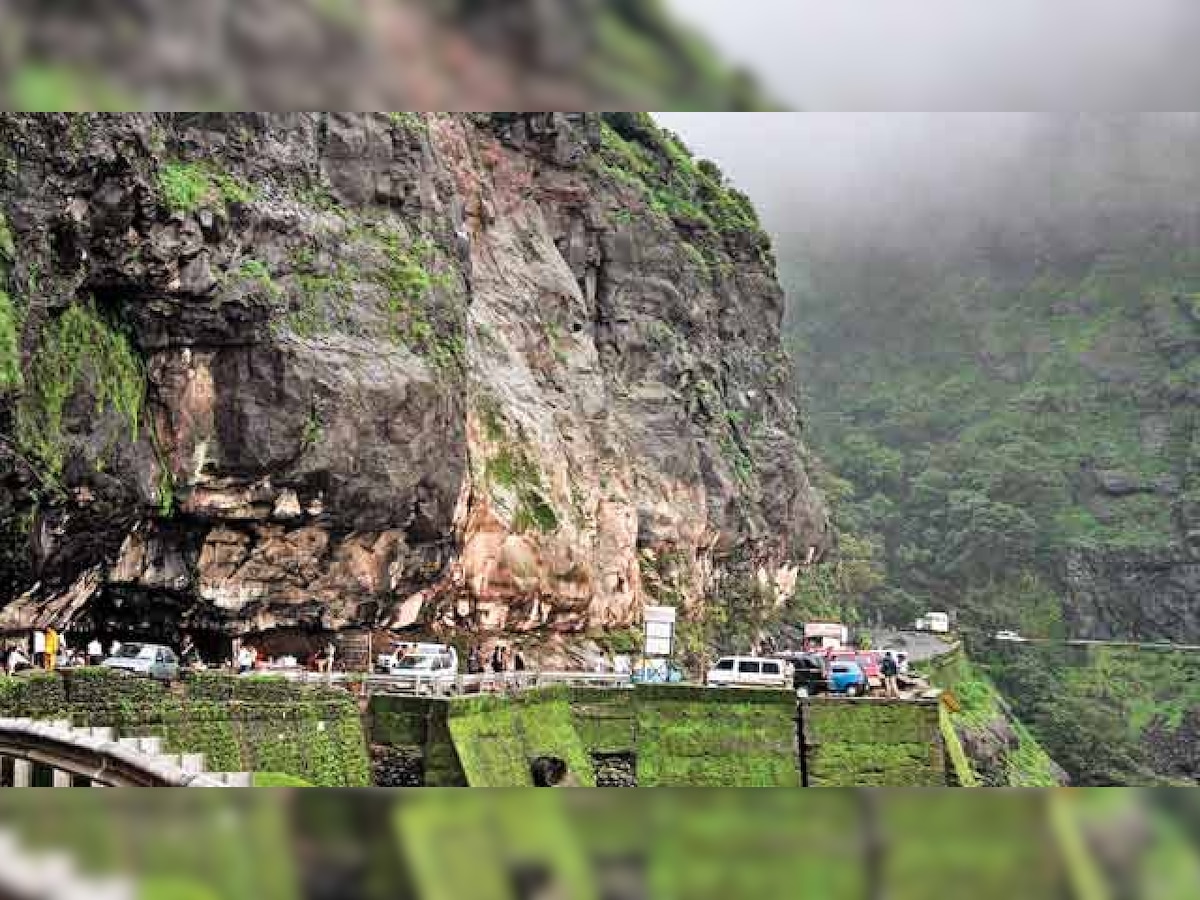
top-left (782, 114), bottom-right (1200, 784)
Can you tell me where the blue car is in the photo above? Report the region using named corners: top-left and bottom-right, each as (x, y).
top-left (828, 661), bottom-right (867, 697)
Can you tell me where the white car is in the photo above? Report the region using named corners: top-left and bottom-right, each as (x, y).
top-left (994, 630), bottom-right (1024, 642)
top-left (705, 656), bottom-right (790, 689)
top-left (101, 643), bottom-right (179, 681)
top-left (377, 642), bottom-right (457, 674)
top-left (382, 650), bottom-right (460, 695)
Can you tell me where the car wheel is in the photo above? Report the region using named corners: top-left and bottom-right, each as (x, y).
top-left (847, 685), bottom-right (859, 697)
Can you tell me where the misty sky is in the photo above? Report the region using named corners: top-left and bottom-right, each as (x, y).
top-left (656, 113), bottom-right (1200, 251)
top-left (663, 0), bottom-right (1200, 109)
top-left (654, 113), bottom-right (1034, 237)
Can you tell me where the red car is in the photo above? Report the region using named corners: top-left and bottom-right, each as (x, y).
top-left (826, 649), bottom-right (882, 689)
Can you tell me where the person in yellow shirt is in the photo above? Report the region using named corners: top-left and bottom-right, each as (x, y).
top-left (44, 627), bottom-right (59, 671)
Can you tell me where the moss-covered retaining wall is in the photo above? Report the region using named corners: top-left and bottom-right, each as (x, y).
top-left (801, 699), bottom-right (946, 786)
top-left (369, 693), bottom-right (467, 786)
top-left (447, 687), bottom-right (597, 787)
top-left (634, 685), bottom-right (800, 787)
top-left (371, 685), bottom-right (804, 787)
top-left (0, 669), bottom-right (370, 786)
top-left (370, 688), bottom-right (961, 787)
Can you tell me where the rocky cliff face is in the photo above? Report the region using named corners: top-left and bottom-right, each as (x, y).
top-left (0, 113), bottom-right (830, 641)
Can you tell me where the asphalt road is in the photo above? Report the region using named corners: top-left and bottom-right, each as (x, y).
top-left (864, 628), bottom-right (958, 664)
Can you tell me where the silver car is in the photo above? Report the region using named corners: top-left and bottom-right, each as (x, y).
top-left (101, 643), bottom-right (180, 681)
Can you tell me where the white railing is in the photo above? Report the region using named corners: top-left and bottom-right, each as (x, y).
top-left (363, 670), bottom-right (634, 698)
top-left (213, 666), bottom-right (639, 697)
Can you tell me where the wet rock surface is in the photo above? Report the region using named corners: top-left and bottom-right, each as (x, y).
top-left (0, 113), bottom-right (830, 642)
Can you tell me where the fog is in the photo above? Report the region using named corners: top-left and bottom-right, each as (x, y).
top-left (663, 0), bottom-right (1200, 110)
top-left (658, 113), bottom-right (1200, 273)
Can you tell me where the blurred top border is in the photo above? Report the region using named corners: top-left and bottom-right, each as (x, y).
top-left (0, 0), bottom-right (778, 112)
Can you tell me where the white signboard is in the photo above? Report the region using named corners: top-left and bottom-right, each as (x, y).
top-left (643, 605), bottom-right (676, 658)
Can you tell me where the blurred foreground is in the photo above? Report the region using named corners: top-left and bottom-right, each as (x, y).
top-left (0, 790), bottom-right (1196, 899)
top-left (0, 0), bottom-right (767, 110)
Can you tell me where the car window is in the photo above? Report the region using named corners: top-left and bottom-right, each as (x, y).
top-left (156, 650), bottom-right (166, 663)
top-left (715, 659), bottom-right (734, 671)
top-left (832, 664), bottom-right (849, 674)
top-left (117, 644), bottom-right (144, 658)
top-left (763, 662), bottom-right (780, 674)
top-left (737, 660), bottom-right (761, 674)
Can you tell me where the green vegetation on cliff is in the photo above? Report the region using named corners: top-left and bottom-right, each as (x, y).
top-left (0, 287), bottom-right (19, 390)
top-left (14, 301), bottom-right (144, 482)
top-left (921, 648), bottom-right (1061, 787)
top-left (594, 113), bottom-right (773, 264)
top-left (985, 644), bottom-right (1200, 785)
top-left (790, 245), bottom-right (1200, 631)
top-left (783, 152), bottom-right (1200, 781)
top-left (158, 160), bottom-right (256, 214)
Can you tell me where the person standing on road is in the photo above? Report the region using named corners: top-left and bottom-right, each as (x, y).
top-left (491, 645), bottom-right (506, 674)
top-left (237, 644), bottom-right (255, 674)
top-left (32, 629), bottom-right (46, 669)
top-left (44, 627), bottom-right (59, 671)
top-left (881, 651), bottom-right (900, 699)
top-left (87, 637), bottom-right (104, 666)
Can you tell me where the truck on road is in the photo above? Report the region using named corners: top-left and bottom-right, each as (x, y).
top-left (913, 612), bottom-right (951, 634)
top-left (804, 622), bottom-right (849, 650)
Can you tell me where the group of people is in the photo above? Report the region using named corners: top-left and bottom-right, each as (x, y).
top-left (465, 644), bottom-right (527, 675)
top-left (2, 629), bottom-right (125, 676)
top-left (235, 640), bottom-right (336, 675)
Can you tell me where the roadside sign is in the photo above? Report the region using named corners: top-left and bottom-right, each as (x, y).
top-left (643, 605), bottom-right (676, 657)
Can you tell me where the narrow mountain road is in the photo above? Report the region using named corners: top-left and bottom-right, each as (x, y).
top-left (864, 629), bottom-right (957, 663)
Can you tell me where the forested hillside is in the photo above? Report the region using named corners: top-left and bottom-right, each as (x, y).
top-left (781, 114), bottom-right (1200, 784)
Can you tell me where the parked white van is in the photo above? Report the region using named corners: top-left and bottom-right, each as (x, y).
top-left (705, 656), bottom-right (790, 689)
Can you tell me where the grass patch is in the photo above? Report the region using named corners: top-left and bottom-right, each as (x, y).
top-left (485, 445), bottom-right (559, 534)
top-left (372, 230), bottom-right (464, 372)
top-left (158, 161), bottom-right (256, 215)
